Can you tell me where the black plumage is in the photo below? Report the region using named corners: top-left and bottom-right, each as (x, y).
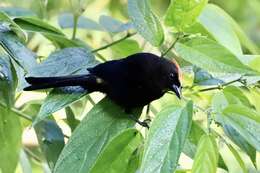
top-left (24, 53), bottom-right (182, 127)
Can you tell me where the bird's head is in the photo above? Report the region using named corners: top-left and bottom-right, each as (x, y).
top-left (160, 58), bottom-right (182, 99)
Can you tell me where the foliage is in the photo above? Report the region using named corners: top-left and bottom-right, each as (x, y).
top-left (0, 0), bottom-right (260, 173)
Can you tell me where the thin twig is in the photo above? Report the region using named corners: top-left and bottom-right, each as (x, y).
top-left (23, 147), bottom-right (42, 162)
top-left (161, 33), bottom-right (182, 57)
top-left (0, 101), bottom-right (33, 121)
top-left (197, 77), bottom-right (243, 93)
top-left (91, 32), bottom-right (137, 53)
top-left (72, 14), bottom-right (79, 39)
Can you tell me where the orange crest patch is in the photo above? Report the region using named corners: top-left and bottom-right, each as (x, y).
top-left (171, 59), bottom-right (182, 82)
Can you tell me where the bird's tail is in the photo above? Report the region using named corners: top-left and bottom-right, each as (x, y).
top-left (24, 74), bottom-right (96, 91)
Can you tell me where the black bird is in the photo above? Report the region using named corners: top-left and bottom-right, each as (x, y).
top-left (24, 53), bottom-right (182, 128)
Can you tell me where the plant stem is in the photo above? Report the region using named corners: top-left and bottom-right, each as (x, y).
top-left (72, 14), bottom-right (79, 39)
top-left (198, 77), bottom-right (243, 93)
top-left (0, 101), bottom-right (33, 121)
top-left (91, 32), bottom-right (137, 53)
top-left (161, 33), bottom-right (182, 57)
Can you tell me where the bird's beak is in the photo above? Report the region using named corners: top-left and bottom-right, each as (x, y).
top-left (171, 85), bottom-right (181, 99)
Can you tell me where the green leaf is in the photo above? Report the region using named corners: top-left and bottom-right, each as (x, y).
top-left (141, 101), bottom-right (193, 173)
top-left (32, 48), bottom-right (97, 124)
top-left (54, 98), bottom-right (139, 173)
top-left (128, 0), bottom-right (164, 46)
top-left (0, 32), bottom-right (37, 72)
top-left (111, 39), bottom-right (142, 58)
top-left (175, 37), bottom-right (257, 75)
top-left (222, 124), bottom-right (256, 164)
top-left (34, 120), bottom-right (65, 170)
top-left (212, 93), bottom-right (256, 164)
top-left (0, 11), bottom-right (27, 41)
top-left (222, 104), bottom-right (260, 151)
top-left (14, 17), bottom-right (64, 35)
top-left (99, 15), bottom-right (133, 33)
top-left (19, 150), bottom-right (32, 173)
top-left (65, 107), bottom-right (80, 132)
top-left (198, 4), bottom-right (243, 55)
top-left (0, 104), bottom-right (22, 173)
top-left (193, 67), bottom-right (224, 86)
top-left (191, 134), bottom-right (218, 173)
top-left (30, 48), bottom-right (97, 76)
top-left (13, 16), bottom-right (83, 48)
top-left (164, 0), bottom-right (208, 31)
top-left (226, 143), bottom-right (248, 173)
top-left (90, 129), bottom-right (143, 173)
top-left (202, 4), bottom-right (260, 55)
top-left (183, 121), bottom-right (228, 170)
top-left (223, 86), bottom-right (253, 108)
top-left (58, 13), bottom-right (103, 31)
top-left (0, 55), bottom-right (16, 107)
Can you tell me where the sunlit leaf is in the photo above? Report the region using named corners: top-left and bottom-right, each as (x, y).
top-left (226, 143), bottom-right (247, 173)
top-left (198, 4), bottom-right (243, 55)
top-left (222, 104), bottom-right (260, 151)
top-left (54, 98), bottom-right (140, 173)
top-left (128, 0), bottom-right (164, 46)
top-left (0, 104), bottom-right (22, 173)
top-left (141, 101), bottom-right (193, 173)
top-left (164, 0), bottom-right (208, 31)
top-left (90, 129), bottom-right (143, 173)
top-left (175, 37), bottom-right (257, 75)
top-left (191, 134), bottom-right (218, 173)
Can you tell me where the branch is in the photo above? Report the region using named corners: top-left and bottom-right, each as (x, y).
top-left (197, 77), bottom-right (243, 93)
top-left (91, 32), bottom-right (137, 53)
top-left (161, 33), bottom-right (182, 57)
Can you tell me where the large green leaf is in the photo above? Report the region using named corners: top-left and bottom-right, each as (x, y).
top-left (222, 104), bottom-right (260, 151)
top-left (175, 37), bottom-right (257, 75)
top-left (13, 17), bottom-right (84, 48)
top-left (141, 101), bottom-right (193, 173)
top-left (13, 17), bottom-right (64, 35)
top-left (183, 121), bottom-right (228, 170)
top-left (202, 4), bottom-right (260, 55)
top-left (0, 32), bottom-right (37, 71)
top-left (198, 4), bottom-right (243, 55)
top-left (128, 0), bottom-right (164, 46)
top-left (164, 0), bottom-right (208, 31)
top-left (226, 143), bottom-right (247, 173)
top-left (0, 104), bottom-right (22, 173)
top-left (54, 98), bottom-right (139, 173)
top-left (30, 48), bottom-right (97, 76)
top-left (0, 55), bottom-right (16, 107)
top-left (90, 129), bottom-right (143, 173)
top-left (191, 134), bottom-right (218, 173)
top-left (212, 92), bottom-right (256, 164)
top-left (31, 48), bottom-right (97, 124)
top-left (34, 120), bottom-right (65, 170)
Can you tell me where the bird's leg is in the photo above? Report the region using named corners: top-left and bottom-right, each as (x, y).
top-left (145, 103), bottom-right (151, 123)
top-left (129, 114), bottom-right (150, 129)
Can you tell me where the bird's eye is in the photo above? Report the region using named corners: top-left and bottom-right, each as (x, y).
top-left (169, 73), bottom-right (174, 78)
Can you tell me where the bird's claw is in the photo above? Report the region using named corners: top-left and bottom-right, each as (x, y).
top-left (138, 121), bottom-right (150, 129)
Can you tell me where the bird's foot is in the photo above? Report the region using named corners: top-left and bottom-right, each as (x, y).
top-left (137, 120), bottom-right (150, 129)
